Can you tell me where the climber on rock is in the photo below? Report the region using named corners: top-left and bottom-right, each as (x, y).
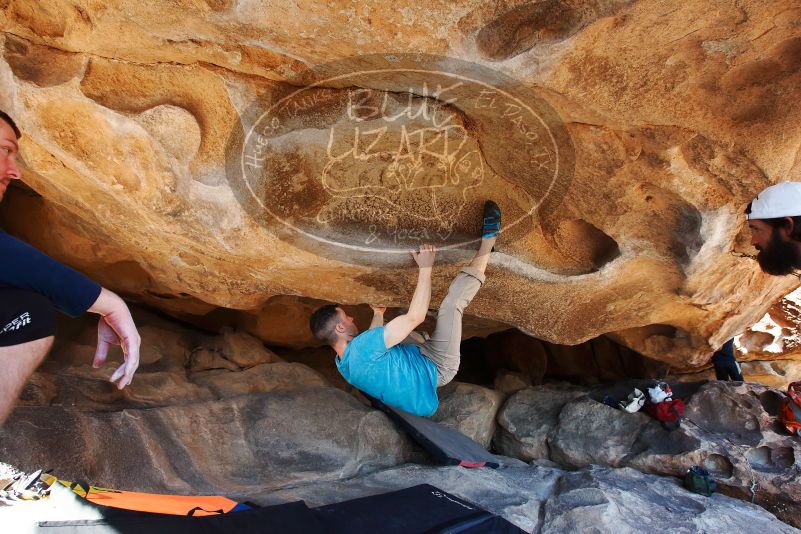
top-left (0, 110), bottom-right (141, 425)
top-left (309, 201), bottom-right (501, 416)
top-left (747, 182), bottom-right (801, 276)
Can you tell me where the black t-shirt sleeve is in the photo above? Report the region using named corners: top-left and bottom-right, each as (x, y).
top-left (0, 231), bottom-right (102, 317)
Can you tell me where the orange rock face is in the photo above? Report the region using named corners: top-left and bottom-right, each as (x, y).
top-left (733, 288), bottom-right (801, 388)
top-left (1, 1), bottom-right (800, 369)
top-left (670, 289), bottom-right (801, 387)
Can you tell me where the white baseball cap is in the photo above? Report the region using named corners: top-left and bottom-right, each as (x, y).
top-left (748, 182), bottom-right (801, 220)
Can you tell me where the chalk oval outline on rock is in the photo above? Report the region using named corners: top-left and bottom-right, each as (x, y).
top-left (226, 53), bottom-right (575, 262)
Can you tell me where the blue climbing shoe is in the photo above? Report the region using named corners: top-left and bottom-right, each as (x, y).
top-left (482, 200), bottom-right (501, 239)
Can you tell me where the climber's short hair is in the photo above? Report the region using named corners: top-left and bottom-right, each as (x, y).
top-left (0, 110), bottom-right (21, 138)
top-left (309, 304), bottom-right (340, 345)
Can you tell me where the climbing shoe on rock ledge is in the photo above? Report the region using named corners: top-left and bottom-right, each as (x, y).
top-left (482, 200), bottom-right (501, 239)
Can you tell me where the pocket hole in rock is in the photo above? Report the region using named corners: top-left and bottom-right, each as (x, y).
top-left (746, 446), bottom-right (795, 471)
top-left (759, 390), bottom-right (784, 417)
top-left (703, 453), bottom-right (734, 478)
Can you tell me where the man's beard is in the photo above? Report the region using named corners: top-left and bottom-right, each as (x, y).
top-left (756, 229), bottom-right (801, 275)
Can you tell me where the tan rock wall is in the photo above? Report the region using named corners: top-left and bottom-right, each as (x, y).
top-left (675, 288), bottom-right (801, 387)
top-left (1, 1), bottom-right (800, 369)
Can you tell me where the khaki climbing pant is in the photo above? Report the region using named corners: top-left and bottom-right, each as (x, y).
top-left (403, 266), bottom-right (486, 387)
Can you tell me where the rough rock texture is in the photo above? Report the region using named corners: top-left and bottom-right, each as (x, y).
top-left (0, 387), bottom-right (414, 494)
top-left (6, 314), bottom-right (500, 492)
top-left (262, 464), bottom-right (796, 533)
top-left (3, 313), bottom-right (799, 529)
top-left (5, 4), bottom-right (801, 527)
top-left (674, 360), bottom-right (801, 391)
top-left (167, 295), bottom-right (510, 349)
top-left (496, 381), bottom-right (801, 526)
top-left (737, 360), bottom-right (801, 389)
top-left (675, 288), bottom-right (801, 388)
top-left (191, 362), bottom-right (328, 397)
top-left (430, 382), bottom-right (505, 448)
top-left (18, 308), bottom-right (334, 411)
top-left (1, 1), bottom-right (800, 368)
top-left (495, 385), bottom-right (586, 461)
top-left (738, 288), bottom-right (801, 363)
top-left (4, 463), bottom-right (795, 534)
top-left (539, 466), bottom-right (796, 534)
top-left (494, 370), bottom-right (532, 395)
top-left (730, 289), bottom-right (801, 390)
top-left (471, 328), bottom-right (669, 386)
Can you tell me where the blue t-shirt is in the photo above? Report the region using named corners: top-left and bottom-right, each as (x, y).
top-left (337, 326), bottom-right (439, 416)
top-left (0, 231), bottom-right (101, 317)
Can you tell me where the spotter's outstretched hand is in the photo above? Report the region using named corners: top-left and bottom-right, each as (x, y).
top-left (89, 288), bottom-right (141, 390)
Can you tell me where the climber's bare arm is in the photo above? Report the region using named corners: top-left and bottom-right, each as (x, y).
top-left (383, 244), bottom-right (436, 349)
top-left (369, 305), bottom-right (386, 329)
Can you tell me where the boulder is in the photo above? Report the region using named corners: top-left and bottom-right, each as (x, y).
top-left (495, 381), bottom-right (801, 527)
top-left (48, 322), bottom-right (193, 369)
top-left (541, 466), bottom-right (796, 534)
top-left (21, 366), bottom-right (216, 411)
top-left (17, 372), bottom-right (58, 407)
top-left (263, 463), bottom-right (795, 533)
top-left (215, 328), bottom-right (281, 367)
top-left (494, 385), bottom-right (585, 461)
top-left (276, 346), bottom-right (354, 393)
top-left (188, 329), bottom-right (280, 372)
top-left (549, 396), bottom-right (651, 467)
top-left (117, 370), bottom-right (216, 406)
top-left (191, 362), bottom-right (328, 397)
top-left (431, 382), bottom-right (505, 448)
top-left (494, 370), bottom-right (531, 395)
top-left (0, 387), bottom-right (413, 493)
top-left (188, 346), bottom-right (241, 372)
